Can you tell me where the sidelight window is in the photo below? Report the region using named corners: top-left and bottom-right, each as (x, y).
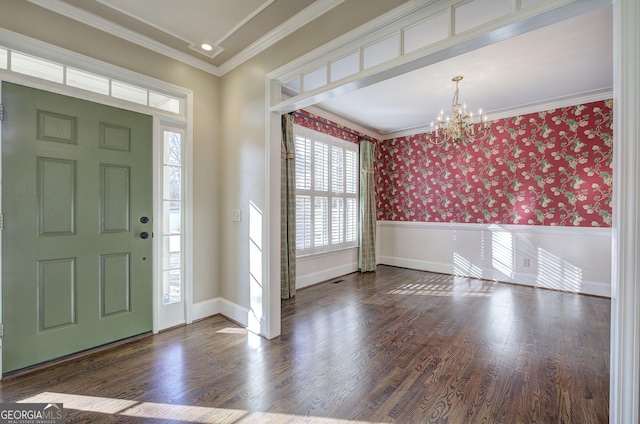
top-left (162, 129), bottom-right (183, 304)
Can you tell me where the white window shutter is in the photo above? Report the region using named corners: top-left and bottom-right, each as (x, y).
top-left (294, 123), bottom-right (359, 257)
top-left (314, 196), bottom-right (329, 249)
top-left (331, 145), bottom-right (344, 194)
top-left (314, 142), bottom-right (329, 192)
top-left (346, 150), bottom-right (358, 194)
top-left (295, 135), bottom-right (311, 190)
top-left (296, 195), bottom-right (311, 251)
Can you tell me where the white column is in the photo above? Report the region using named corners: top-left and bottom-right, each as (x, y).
top-left (265, 108), bottom-right (282, 339)
top-left (611, 0), bottom-right (640, 422)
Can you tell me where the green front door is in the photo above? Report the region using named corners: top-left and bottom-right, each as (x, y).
top-left (1, 82), bottom-right (153, 373)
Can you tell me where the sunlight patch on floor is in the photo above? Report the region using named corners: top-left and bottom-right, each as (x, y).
top-left (19, 392), bottom-right (384, 424)
top-left (216, 327), bottom-right (248, 335)
top-left (386, 272), bottom-right (495, 297)
top-left (387, 279), bottom-right (495, 297)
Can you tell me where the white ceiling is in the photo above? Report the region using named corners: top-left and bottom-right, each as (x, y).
top-left (29, 1), bottom-right (613, 138)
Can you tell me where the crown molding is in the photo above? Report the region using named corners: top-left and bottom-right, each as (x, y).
top-left (94, 0), bottom-right (194, 45)
top-left (304, 105), bottom-right (383, 141)
top-left (26, 0), bottom-right (222, 76)
top-left (217, 0), bottom-right (346, 75)
top-left (485, 87), bottom-right (614, 122)
top-left (381, 88), bottom-right (614, 140)
top-left (26, 0), bottom-right (346, 77)
top-left (214, 0), bottom-right (277, 46)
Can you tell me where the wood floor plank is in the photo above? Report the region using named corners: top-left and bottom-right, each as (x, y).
top-left (0, 266), bottom-right (609, 423)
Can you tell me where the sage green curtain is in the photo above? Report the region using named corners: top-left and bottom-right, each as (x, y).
top-left (281, 114), bottom-right (296, 299)
top-left (359, 139), bottom-right (377, 272)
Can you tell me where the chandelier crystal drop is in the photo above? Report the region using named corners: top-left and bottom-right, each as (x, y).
top-left (430, 76), bottom-right (490, 145)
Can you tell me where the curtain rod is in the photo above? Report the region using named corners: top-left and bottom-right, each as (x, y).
top-left (291, 111), bottom-right (363, 139)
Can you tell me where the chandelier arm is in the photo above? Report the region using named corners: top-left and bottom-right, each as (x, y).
top-left (431, 75), bottom-right (490, 145)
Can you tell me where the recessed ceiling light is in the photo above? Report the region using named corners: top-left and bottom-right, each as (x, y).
top-left (201, 43), bottom-right (213, 51)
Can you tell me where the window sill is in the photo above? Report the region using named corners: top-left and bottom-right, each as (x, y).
top-left (296, 246), bottom-right (359, 261)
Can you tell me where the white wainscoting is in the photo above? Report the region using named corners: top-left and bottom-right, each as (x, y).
top-left (296, 248), bottom-right (360, 289)
top-left (376, 221), bottom-right (611, 297)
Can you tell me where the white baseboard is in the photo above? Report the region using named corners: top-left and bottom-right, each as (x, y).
top-left (379, 256), bottom-right (453, 275)
top-left (297, 262), bottom-right (359, 289)
top-left (191, 297), bottom-right (253, 328)
top-left (582, 281), bottom-right (610, 297)
top-left (191, 298), bottom-right (221, 321)
top-left (218, 298), bottom-right (251, 328)
top-left (378, 256), bottom-right (610, 297)
top-left (535, 280), bottom-right (611, 297)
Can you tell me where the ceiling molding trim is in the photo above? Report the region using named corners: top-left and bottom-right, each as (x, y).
top-left (214, 0), bottom-right (277, 46)
top-left (305, 105), bottom-right (383, 140)
top-left (382, 87), bottom-right (614, 140)
top-left (217, 0), bottom-right (347, 75)
top-left (26, 0), bottom-right (223, 76)
top-left (485, 87), bottom-right (614, 122)
top-left (94, 0), bottom-right (194, 44)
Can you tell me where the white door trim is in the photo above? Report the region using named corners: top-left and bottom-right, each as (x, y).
top-left (610, 0), bottom-right (640, 421)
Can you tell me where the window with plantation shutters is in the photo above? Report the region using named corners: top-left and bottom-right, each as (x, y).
top-left (294, 124), bottom-right (359, 256)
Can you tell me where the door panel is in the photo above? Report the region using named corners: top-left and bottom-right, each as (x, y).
top-left (38, 257), bottom-right (76, 330)
top-left (2, 82), bottom-right (153, 373)
top-left (38, 157), bottom-right (77, 235)
top-left (101, 164), bottom-right (130, 232)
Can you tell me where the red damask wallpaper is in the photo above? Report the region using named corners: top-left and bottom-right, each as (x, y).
top-left (292, 110), bottom-right (374, 144)
top-left (375, 100), bottom-right (613, 227)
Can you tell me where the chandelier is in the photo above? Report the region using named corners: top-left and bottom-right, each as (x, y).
top-left (430, 76), bottom-right (490, 145)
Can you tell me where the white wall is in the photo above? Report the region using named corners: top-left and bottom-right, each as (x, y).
top-left (377, 221), bottom-right (611, 297)
top-left (296, 249), bottom-right (359, 289)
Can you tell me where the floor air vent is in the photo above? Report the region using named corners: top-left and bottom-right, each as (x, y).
top-left (332, 279), bottom-right (344, 284)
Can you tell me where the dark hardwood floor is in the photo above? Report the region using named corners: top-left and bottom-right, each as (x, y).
top-left (0, 265), bottom-right (610, 423)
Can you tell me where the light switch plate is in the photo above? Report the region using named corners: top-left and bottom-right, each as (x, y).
top-left (232, 209), bottom-right (241, 222)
